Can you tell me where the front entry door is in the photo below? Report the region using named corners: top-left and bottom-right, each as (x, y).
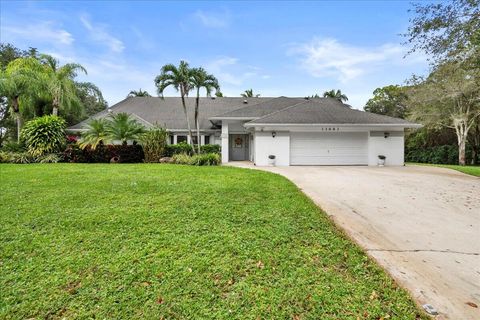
top-left (229, 134), bottom-right (249, 161)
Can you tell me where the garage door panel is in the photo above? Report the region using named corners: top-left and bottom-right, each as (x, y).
top-left (290, 132), bottom-right (368, 165)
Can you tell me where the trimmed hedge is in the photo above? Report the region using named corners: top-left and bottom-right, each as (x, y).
top-left (63, 144), bottom-right (144, 163)
top-left (164, 142), bottom-right (221, 157)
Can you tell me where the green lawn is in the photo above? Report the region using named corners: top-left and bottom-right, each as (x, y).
top-left (0, 164), bottom-right (426, 319)
top-left (408, 163), bottom-right (480, 177)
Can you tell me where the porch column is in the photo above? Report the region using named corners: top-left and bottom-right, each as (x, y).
top-left (221, 121), bottom-right (229, 163)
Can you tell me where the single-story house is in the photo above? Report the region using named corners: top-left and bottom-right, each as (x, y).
top-left (69, 96), bottom-right (421, 166)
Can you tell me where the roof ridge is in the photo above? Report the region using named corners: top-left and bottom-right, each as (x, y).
top-left (244, 99), bottom-right (309, 124)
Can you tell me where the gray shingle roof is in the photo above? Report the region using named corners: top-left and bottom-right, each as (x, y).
top-left (69, 96), bottom-right (420, 131)
top-left (210, 96), bottom-right (304, 119)
top-left (245, 98), bottom-right (419, 126)
top-left (69, 97), bottom-right (269, 130)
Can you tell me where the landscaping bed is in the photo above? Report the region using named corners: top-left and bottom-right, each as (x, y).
top-left (0, 164), bottom-right (426, 319)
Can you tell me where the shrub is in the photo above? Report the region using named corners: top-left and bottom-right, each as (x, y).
top-left (200, 144), bottom-right (221, 154)
top-left (63, 144), bottom-right (144, 163)
top-left (191, 153), bottom-right (220, 166)
top-left (1, 141), bottom-right (25, 153)
top-left (141, 127), bottom-right (168, 163)
top-left (165, 142), bottom-right (193, 157)
top-left (21, 115), bottom-right (66, 157)
top-left (164, 142), bottom-right (220, 157)
top-left (171, 153), bottom-right (193, 165)
top-left (171, 153), bottom-right (220, 166)
top-left (9, 152), bottom-right (35, 164)
top-left (405, 145), bottom-right (459, 164)
top-left (36, 153), bottom-right (61, 163)
top-left (0, 151), bottom-right (13, 163)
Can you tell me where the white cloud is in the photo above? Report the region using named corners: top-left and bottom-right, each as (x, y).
top-left (2, 21), bottom-right (73, 45)
top-left (289, 37), bottom-right (420, 83)
top-left (80, 14), bottom-right (124, 53)
top-left (206, 57), bottom-right (244, 86)
top-left (194, 9), bottom-right (231, 28)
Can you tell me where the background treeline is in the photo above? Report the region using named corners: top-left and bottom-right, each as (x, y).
top-left (363, 0), bottom-right (479, 165)
top-left (0, 43), bottom-right (107, 145)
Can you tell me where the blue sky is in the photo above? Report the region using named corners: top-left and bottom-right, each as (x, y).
top-left (1, 1), bottom-right (430, 109)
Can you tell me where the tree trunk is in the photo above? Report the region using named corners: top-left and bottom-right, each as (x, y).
top-left (11, 96), bottom-right (22, 142)
top-left (16, 113), bottom-right (23, 142)
top-left (458, 137), bottom-right (466, 166)
top-left (180, 91), bottom-right (195, 153)
top-left (52, 95), bottom-right (59, 116)
top-left (195, 90), bottom-right (201, 154)
top-left (453, 117), bottom-right (470, 166)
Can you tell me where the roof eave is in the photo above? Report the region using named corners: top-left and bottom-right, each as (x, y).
top-left (244, 123), bottom-right (423, 128)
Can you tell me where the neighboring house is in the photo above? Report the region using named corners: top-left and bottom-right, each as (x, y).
top-left (69, 96), bottom-right (421, 166)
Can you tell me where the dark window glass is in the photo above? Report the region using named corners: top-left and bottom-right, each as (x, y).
top-left (177, 135), bottom-right (187, 143)
top-left (204, 136), bottom-right (210, 145)
top-left (192, 136), bottom-right (198, 145)
top-left (170, 135), bottom-right (174, 144)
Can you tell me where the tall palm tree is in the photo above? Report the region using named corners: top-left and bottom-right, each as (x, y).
top-left (191, 67), bottom-right (220, 153)
top-left (40, 54), bottom-right (87, 116)
top-left (155, 61), bottom-right (195, 150)
top-left (128, 89), bottom-right (151, 97)
top-left (241, 89), bottom-right (260, 97)
top-left (323, 89), bottom-right (349, 103)
top-left (78, 118), bottom-right (109, 150)
top-left (105, 112), bottom-right (146, 145)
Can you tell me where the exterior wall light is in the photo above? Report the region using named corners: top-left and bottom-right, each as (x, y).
top-left (272, 131), bottom-right (277, 138)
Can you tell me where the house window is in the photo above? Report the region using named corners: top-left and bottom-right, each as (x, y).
top-left (204, 135), bottom-right (210, 145)
top-left (192, 135), bottom-right (199, 145)
top-left (170, 135), bottom-right (174, 145)
top-left (177, 135), bottom-right (187, 143)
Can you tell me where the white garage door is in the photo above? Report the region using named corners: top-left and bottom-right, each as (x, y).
top-left (290, 132), bottom-right (368, 165)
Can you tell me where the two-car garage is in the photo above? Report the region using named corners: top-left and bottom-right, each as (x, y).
top-left (290, 132), bottom-right (369, 165)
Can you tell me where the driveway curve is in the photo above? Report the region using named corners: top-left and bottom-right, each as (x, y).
top-left (232, 164), bottom-right (480, 320)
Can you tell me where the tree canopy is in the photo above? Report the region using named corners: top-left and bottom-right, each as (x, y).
top-left (364, 85), bottom-right (408, 119)
top-left (323, 89), bottom-right (348, 103)
top-left (241, 89), bottom-right (260, 97)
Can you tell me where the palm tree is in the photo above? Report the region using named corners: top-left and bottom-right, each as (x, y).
top-left (78, 118), bottom-right (109, 150)
top-left (323, 89), bottom-right (349, 103)
top-left (155, 61), bottom-right (195, 150)
top-left (40, 54), bottom-right (87, 116)
top-left (105, 112), bottom-right (146, 145)
top-left (241, 89), bottom-right (260, 97)
top-left (0, 57), bottom-right (44, 141)
top-left (128, 89), bottom-right (151, 97)
top-left (191, 67), bottom-right (220, 153)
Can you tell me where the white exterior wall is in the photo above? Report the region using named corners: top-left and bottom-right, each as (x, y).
top-left (368, 131), bottom-right (405, 166)
top-left (221, 122), bottom-right (229, 163)
top-left (254, 131), bottom-right (290, 166)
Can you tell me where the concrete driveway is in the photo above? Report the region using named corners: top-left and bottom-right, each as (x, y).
top-left (232, 164), bottom-right (480, 319)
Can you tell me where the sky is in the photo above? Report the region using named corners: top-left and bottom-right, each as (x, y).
top-left (0, 0), bottom-right (431, 109)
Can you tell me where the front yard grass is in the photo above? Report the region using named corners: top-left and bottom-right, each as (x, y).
top-left (408, 162), bottom-right (480, 177)
top-left (0, 164), bottom-right (426, 319)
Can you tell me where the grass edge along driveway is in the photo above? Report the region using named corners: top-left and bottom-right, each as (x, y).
top-left (407, 162), bottom-right (480, 177)
top-left (0, 164), bottom-right (427, 319)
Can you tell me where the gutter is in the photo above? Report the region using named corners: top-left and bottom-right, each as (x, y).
top-left (243, 123), bottom-right (423, 129)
